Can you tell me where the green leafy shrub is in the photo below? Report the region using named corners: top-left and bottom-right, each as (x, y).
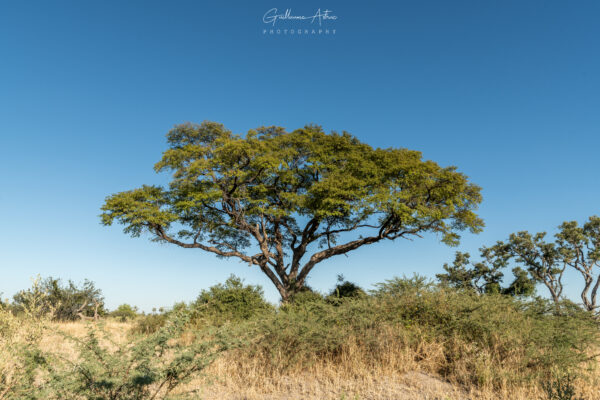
top-left (371, 274), bottom-right (435, 297)
top-left (44, 310), bottom-right (232, 400)
top-left (327, 275), bottom-right (366, 303)
top-left (287, 287), bottom-right (325, 306)
top-left (191, 275), bottom-right (272, 325)
top-left (110, 303), bottom-right (139, 322)
top-left (251, 298), bottom-right (374, 369)
top-left (241, 281), bottom-right (599, 390)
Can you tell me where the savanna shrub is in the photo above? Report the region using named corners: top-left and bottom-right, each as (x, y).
top-left (12, 277), bottom-right (105, 321)
top-left (327, 275), bottom-right (366, 303)
top-left (130, 303), bottom-right (191, 334)
top-left (110, 303), bottom-right (139, 322)
top-left (370, 274), bottom-right (436, 297)
top-left (238, 279), bottom-right (599, 390)
top-left (0, 279), bottom-right (50, 399)
top-left (44, 309), bottom-right (232, 400)
top-left (191, 275), bottom-right (272, 325)
top-left (287, 287), bottom-right (324, 306)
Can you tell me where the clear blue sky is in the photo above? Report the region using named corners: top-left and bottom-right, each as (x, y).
top-left (1, 1), bottom-right (599, 311)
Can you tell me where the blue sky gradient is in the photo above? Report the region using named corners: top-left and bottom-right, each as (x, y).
top-left (1, 1), bottom-right (599, 310)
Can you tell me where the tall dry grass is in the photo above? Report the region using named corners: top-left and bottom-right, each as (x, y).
top-left (40, 317), bottom-right (595, 400)
top-left (3, 279), bottom-right (600, 400)
top-left (182, 283), bottom-right (600, 399)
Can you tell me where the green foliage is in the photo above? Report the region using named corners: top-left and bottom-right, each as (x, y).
top-left (327, 275), bottom-right (366, 301)
top-left (101, 121), bottom-right (483, 300)
top-left (436, 251), bottom-right (536, 296)
top-left (503, 267), bottom-right (537, 296)
top-left (45, 310), bottom-right (231, 400)
top-left (502, 231), bottom-right (565, 303)
top-left (455, 215), bottom-right (600, 311)
top-left (287, 286), bottom-right (325, 306)
top-left (12, 277), bottom-right (105, 321)
top-left (244, 281), bottom-right (599, 389)
top-left (543, 374), bottom-right (584, 400)
top-left (110, 304), bottom-right (139, 322)
top-left (1, 275), bottom-right (598, 398)
top-left (192, 275), bottom-right (272, 325)
top-left (371, 274), bottom-right (435, 297)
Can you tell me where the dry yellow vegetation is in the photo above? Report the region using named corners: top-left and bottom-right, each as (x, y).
top-left (35, 320), bottom-right (600, 400)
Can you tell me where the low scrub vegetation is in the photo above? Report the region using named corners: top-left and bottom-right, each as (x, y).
top-left (43, 310), bottom-right (232, 400)
top-left (11, 276), bottom-right (105, 321)
top-left (110, 303), bottom-right (140, 322)
top-left (1, 275), bottom-right (599, 399)
top-left (228, 277), bottom-right (599, 391)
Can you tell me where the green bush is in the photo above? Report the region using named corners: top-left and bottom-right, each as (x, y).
top-left (191, 275), bottom-right (273, 325)
top-left (287, 287), bottom-right (325, 306)
top-left (241, 281), bottom-right (599, 389)
top-left (44, 310), bottom-right (232, 400)
top-left (327, 275), bottom-right (366, 303)
top-left (110, 303), bottom-right (139, 322)
top-left (371, 274), bottom-right (435, 297)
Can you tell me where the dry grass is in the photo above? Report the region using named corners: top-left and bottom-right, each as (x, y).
top-left (39, 320), bottom-right (600, 400)
top-left (40, 319), bottom-right (131, 356)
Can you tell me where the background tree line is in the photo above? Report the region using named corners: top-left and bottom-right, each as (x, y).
top-left (437, 216), bottom-right (600, 314)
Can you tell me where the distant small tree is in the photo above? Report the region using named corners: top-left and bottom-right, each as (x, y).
top-left (502, 267), bottom-right (536, 297)
top-left (500, 231), bottom-right (564, 304)
top-left (101, 121), bottom-right (484, 302)
top-left (445, 216), bottom-right (600, 312)
top-left (555, 217), bottom-right (600, 312)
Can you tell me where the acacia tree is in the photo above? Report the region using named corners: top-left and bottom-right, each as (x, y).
top-left (503, 231), bottom-right (565, 304)
top-left (445, 216), bottom-right (600, 312)
top-left (555, 217), bottom-right (600, 311)
top-left (101, 122), bottom-right (483, 301)
top-left (437, 248), bottom-right (536, 296)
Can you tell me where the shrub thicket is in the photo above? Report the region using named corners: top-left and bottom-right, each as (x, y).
top-left (191, 275), bottom-right (273, 325)
top-left (110, 303), bottom-right (139, 322)
top-left (12, 277), bottom-right (105, 321)
top-left (2, 275), bottom-right (599, 399)
top-left (0, 279), bottom-right (48, 399)
top-left (43, 310), bottom-right (231, 400)
top-left (232, 277), bottom-right (599, 391)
